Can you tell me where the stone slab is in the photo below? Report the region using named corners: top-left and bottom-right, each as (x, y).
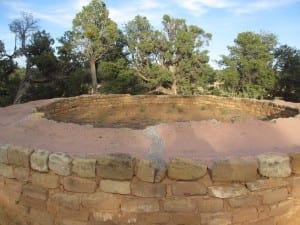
top-left (31, 149), bottom-right (50, 172)
top-left (49, 152), bottom-right (72, 176)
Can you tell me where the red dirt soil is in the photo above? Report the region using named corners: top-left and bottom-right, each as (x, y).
top-left (0, 98), bottom-right (299, 163)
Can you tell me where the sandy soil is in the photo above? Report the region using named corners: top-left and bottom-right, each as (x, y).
top-left (0, 98), bottom-right (299, 164)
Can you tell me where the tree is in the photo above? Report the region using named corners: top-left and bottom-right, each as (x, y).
top-left (274, 45), bottom-right (300, 101)
top-left (14, 30), bottom-right (60, 102)
top-left (9, 12), bottom-right (39, 52)
top-left (72, 0), bottom-right (119, 94)
top-left (124, 15), bottom-right (212, 95)
top-left (219, 32), bottom-right (278, 98)
top-left (0, 40), bottom-right (20, 106)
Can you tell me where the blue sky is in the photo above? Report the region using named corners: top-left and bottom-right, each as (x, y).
top-left (0, 0), bottom-right (300, 67)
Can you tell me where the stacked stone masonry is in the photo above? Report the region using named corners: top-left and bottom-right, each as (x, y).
top-left (0, 144), bottom-right (300, 225)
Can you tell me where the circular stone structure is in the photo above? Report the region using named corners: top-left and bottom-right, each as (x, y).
top-left (0, 94), bottom-right (299, 162)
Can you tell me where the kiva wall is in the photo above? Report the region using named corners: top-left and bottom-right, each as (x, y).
top-left (0, 144), bottom-right (300, 225)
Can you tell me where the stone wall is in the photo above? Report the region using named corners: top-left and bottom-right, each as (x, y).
top-left (0, 144), bottom-right (300, 225)
top-left (37, 95), bottom-right (299, 127)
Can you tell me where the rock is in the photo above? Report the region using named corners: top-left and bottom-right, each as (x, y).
top-left (163, 198), bottom-right (197, 212)
top-left (31, 149), bottom-right (50, 172)
top-left (290, 153), bottom-right (300, 174)
top-left (135, 159), bottom-right (156, 183)
top-left (257, 153), bottom-right (291, 178)
top-left (0, 163), bottom-right (14, 178)
top-left (121, 198), bottom-right (160, 213)
top-left (212, 158), bottom-right (258, 182)
top-left (96, 153), bottom-right (133, 180)
top-left (208, 184), bottom-right (248, 198)
top-left (246, 178), bottom-right (289, 191)
top-left (7, 145), bottom-right (33, 168)
top-left (49, 152), bottom-right (72, 176)
top-left (100, 179), bottom-right (130, 195)
top-left (171, 181), bottom-right (207, 196)
top-left (168, 158), bottom-right (207, 180)
top-left (72, 157), bottom-right (96, 178)
top-left (63, 176), bottom-right (97, 193)
top-left (0, 144), bottom-right (9, 164)
top-left (31, 172), bottom-right (59, 189)
top-left (131, 180), bottom-right (166, 197)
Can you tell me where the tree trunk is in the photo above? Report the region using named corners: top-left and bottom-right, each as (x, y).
top-left (169, 65), bottom-right (178, 95)
top-left (171, 79), bottom-right (177, 95)
top-left (13, 59), bottom-right (31, 104)
top-left (90, 58), bottom-right (98, 94)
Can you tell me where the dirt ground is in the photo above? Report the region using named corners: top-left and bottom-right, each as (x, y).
top-left (0, 97), bottom-right (300, 164)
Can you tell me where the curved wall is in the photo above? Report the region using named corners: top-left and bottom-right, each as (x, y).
top-left (37, 95), bottom-right (299, 128)
top-left (0, 144), bottom-right (300, 225)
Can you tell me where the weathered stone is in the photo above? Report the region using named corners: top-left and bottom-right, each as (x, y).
top-left (290, 153), bottom-right (300, 174)
top-left (168, 158), bottom-right (207, 180)
top-left (171, 213), bottom-right (201, 225)
top-left (49, 192), bottom-right (80, 210)
top-left (208, 184), bottom-right (248, 198)
top-left (228, 196), bottom-right (260, 208)
top-left (19, 195), bottom-right (47, 210)
top-left (72, 157), bottom-right (96, 178)
top-left (212, 158), bottom-right (258, 182)
top-left (0, 163), bottom-right (14, 178)
top-left (3, 179), bottom-right (22, 202)
top-left (164, 198), bottom-right (197, 212)
top-left (63, 176), bottom-right (97, 193)
top-left (262, 188), bottom-right (288, 204)
top-left (172, 181), bottom-right (207, 196)
top-left (60, 219), bottom-right (87, 225)
top-left (200, 212), bottom-right (231, 225)
top-left (257, 153), bottom-right (291, 178)
top-left (96, 153), bottom-right (133, 180)
top-left (269, 199), bottom-right (293, 216)
top-left (0, 144), bottom-right (9, 164)
top-left (55, 207), bottom-right (89, 221)
top-left (7, 145), bottom-right (33, 168)
top-left (155, 167), bottom-right (167, 182)
top-left (31, 172), bottom-right (59, 189)
top-left (121, 198), bottom-right (160, 213)
top-left (22, 184), bottom-right (48, 200)
top-left (82, 192), bottom-right (122, 210)
top-left (29, 208), bottom-right (54, 225)
top-left (292, 176), bottom-right (300, 198)
top-left (232, 207), bottom-right (258, 223)
top-left (131, 180), bottom-right (166, 197)
top-left (198, 198), bottom-right (224, 213)
top-left (30, 149), bottom-right (50, 172)
top-left (137, 213), bottom-right (170, 225)
top-left (14, 167), bottom-right (30, 182)
top-left (100, 179), bottom-right (130, 194)
top-left (135, 159), bottom-right (155, 183)
top-left (49, 152), bottom-right (72, 176)
top-left (246, 178), bottom-right (289, 191)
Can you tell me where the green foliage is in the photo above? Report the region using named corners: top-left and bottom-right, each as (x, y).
top-left (72, 0), bottom-right (119, 93)
top-left (124, 15), bottom-right (212, 95)
top-left (219, 32), bottom-right (278, 99)
top-left (274, 45), bottom-right (300, 102)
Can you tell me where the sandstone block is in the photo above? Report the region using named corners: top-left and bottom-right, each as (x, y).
top-left (198, 198), bottom-right (224, 213)
top-left (257, 153), bottom-right (291, 178)
top-left (31, 172), bottom-right (59, 189)
top-left (163, 198), bottom-right (197, 212)
top-left (63, 176), bottom-right (97, 193)
top-left (135, 159), bottom-right (155, 183)
top-left (14, 167), bottom-right (30, 182)
top-left (246, 178), bottom-right (289, 191)
top-left (19, 195), bottom-right (47, 210)
top-left (100, 179), bottom-right (130, 194)
top-left (232, 207), bottom-right (258, 223)
top-left (269, 199), bottom-right (293, 216)
top-left (22, 184), bottom-right (48, 200)
top-left (121, 198), bottom-right (160, 213)
top-left (262, 188), bottom-right (288, 204)
top-left (3, 179), bottom-right (22, 202)
top-left (200, 212), bottom-right (231, 225)
top-left (171, 213), bottom-right (201, 225)
top-left (131, 180), bottom-right (166, 197)
top-left (155, 167), bottom-right (167, 182)
top-left (248, 218), bottom-right (274, 225)
top-left (30, 149), bottom-right (50, 172)
top-left (137, 213), bottom-right (170, 225)
top-left (55, 207), bottom-right (89, 221)
top-left (49, 152), bottom-right (72, 176)
top-left (212, 158), bottom-right (258, 182)
top-left (72, 157), bottom-right (96, 178)
top-left (29, 208), bottom-right (54, 225)
top-left (0, 144), bottom-right (9, 164)
top-left (292, 176), bottom-right (300, 198)
top-left (81, 192), bottom-right (121, 210)
top-left (0, 163), bottom-right (14, 178)
top-left (49, 192), bottom-right (81, 210)
top-left (290, 153), bottom-right (300, 174)
top-left (172, 181), bottom-right (207, 196)
top-left (228, 196), bottom-right (260, 208)
top-left (60, 219), bottom-right (87, 225)
top-left (168, 158), bottom-right (207, 180)
top-left (96, 153), bottom-right (133, 180)
top-left (7, 145), bottom-right (33, 168)
top-left (208, 184), bottom-right (248, 198)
